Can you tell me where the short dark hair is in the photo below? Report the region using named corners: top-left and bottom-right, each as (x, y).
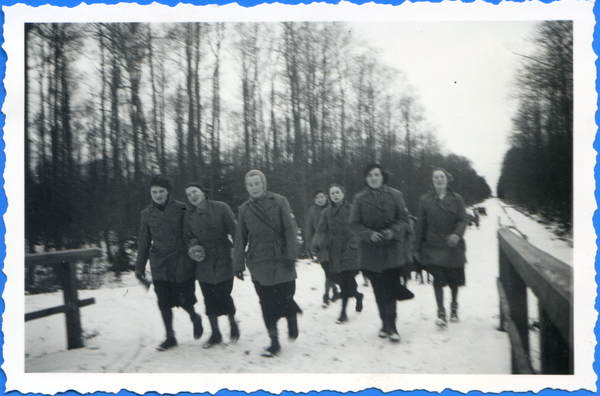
top-left (150, 175), bottom-right (173, 192)
top-left (328, 183), bottom-right (346, 195)
top-left (432, 168), bottom-right (454, 183)
top-left (363, 163), bottom-right (390, 185)
top-left (312, 188), bottom-right (327, 199)
top-left (185, 182), bottom-right (210, 197)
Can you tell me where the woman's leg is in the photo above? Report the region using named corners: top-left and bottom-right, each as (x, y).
top-left (450, 285), bottom-right (459, 322)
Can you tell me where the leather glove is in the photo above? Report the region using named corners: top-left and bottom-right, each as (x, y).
top-left (447, 234), bottom-right (460, 247)
top-left (188, 245), bottom-right (206, 262)
top-left (235, 271), bottom-right (245, 281)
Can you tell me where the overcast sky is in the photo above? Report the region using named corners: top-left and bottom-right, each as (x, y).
top-left (349, 21), bottom-right (540, 193)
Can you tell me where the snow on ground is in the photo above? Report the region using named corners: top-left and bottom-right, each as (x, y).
top-left (25, 198), bottom-right (571, 374)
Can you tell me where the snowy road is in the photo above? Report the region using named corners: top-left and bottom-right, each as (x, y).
top-left (25, 198), bottom-right (571, 375)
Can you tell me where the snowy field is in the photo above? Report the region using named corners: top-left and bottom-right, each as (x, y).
top-left (25, 198), bottom-right (572, 374)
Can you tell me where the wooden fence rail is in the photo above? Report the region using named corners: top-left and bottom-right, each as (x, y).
top-left (497, 227), bottom-right (573, 374)
top-left (25, 248), bottom-right (102, 349)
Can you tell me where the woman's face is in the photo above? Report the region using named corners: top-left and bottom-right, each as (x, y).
top-left (432, 170), bottom-right (448, 191)
top-left (151, 186), bottom-right (169, 205)
top-left (329, 187), bottom-right (345, 204)
top-left (314, 193), bottom-right (328, 207)
top-left (186, 186), bottom-right (206, 207)
top-left (246, 175), bottom-right (265, 198)
top-left (366, 168), bottom-right (384, 189)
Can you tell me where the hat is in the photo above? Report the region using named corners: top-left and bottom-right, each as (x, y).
top-left (150, 175), bottom-right (173, 192)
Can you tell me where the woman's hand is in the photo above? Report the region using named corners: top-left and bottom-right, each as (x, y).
top-left (382, 229), bottom-right (394, 241)
top-left (447, 234), bottom-right (460, 247)
top-left (370, 231), bottom-right (384, 243)
top-left (188, 245), bottom-right (206, 262)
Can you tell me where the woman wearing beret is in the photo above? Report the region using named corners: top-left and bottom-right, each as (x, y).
top-left (350, 164), bottom-right (414, 343)
top-left (183, 182), bottom-right (239, 348)
top-left (312, 184), bottom-right (363, 324)
top-left (233, 170), bottom-right (302, 357)
top-left (415, 169), bottom-right (469, 328)
top-left (135, 175), bottom-right (203, 351)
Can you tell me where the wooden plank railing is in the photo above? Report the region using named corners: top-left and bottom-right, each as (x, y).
top-left (25, 248), bottom-right (102, 349)
top-left (497, 227), bottom-right (573, 374)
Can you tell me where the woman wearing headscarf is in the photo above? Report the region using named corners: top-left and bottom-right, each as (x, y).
top-left (183, 182), bottom-right (239, 348)
top-left (350, 164), bottom-right (414, 343)
top-left (233, 170), bottom-right (302, 357)
top-left (312, 184), bottom-right (363, 324)
top-left (304, 188), bottom-right (340, 307)
top-left (135, 175), bottom-right (203, 351)
top-left (415, 168), bottom-right (469, 328)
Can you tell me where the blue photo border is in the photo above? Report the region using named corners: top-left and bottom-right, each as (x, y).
top-left (2, 0), bottom-right (597, 395)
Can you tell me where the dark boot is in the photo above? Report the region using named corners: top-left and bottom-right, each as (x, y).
top-left (157, 330), bottom-right (177, 351)
top-left (331, 288), bottom-right (341, 302)
top-left (192, 314), bottom-right (203, 340)
top-left (336, 297), bottom-right (349, 324)
top-left (203, 315), bottom-right (222, 349)
top-left (385, 302), bottom-right (400, 343)
top-left (322, 293), bottom-right (330, 308)
top-left (450, 302), bottom-right (459, 323)
top-left (229, 314), bottom-right (240, 342)
top-left (378, 303), bottom-right (388, 338)
top-left (436, 308), bottom-right (448, 329)
top-left (355, 292), bottom-right (364, 312)
top-left (287, 313), bottom-right (299, 340)
top-left (262, 326), bottom-right (281, 357)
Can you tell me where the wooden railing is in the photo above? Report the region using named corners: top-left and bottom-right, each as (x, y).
top-left (25, 248), bottom-right (102, 349)
top-left (497, 227), bottom-right (573, 374)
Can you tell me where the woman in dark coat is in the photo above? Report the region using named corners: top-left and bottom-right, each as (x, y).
top-left (183, 182), bottom-right (239, 348)
top-left (304, 188), bottom-right (340, 307)
top-left (415, 168), bottom-right (469, 327)
top-left (350, 164), bottom-right (414, 343)
top-left (135, 175), bottom-right (203, 351)
top-left (312, 184), bottom-right (363, 324)
top-left (233, 170), bottom-right (302, 357)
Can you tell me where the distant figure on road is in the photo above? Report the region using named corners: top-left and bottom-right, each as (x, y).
top-left (350, 163), bottom-right (414, 343)
top-left (312, 184), bottom-right (363, 324)
top-left (233, 170), bottom-right (302, 357)
top-left (183, 182), bottom-right (239, 349)
top-left (415, 168), bottom-right (469, 328)
top-left (304, 188), bottom-right (340, 307)
top-left (135, 175), bottom-right (203, 351)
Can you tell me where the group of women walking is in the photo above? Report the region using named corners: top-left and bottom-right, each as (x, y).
top-left (134, 164), bottom-right (470, 356)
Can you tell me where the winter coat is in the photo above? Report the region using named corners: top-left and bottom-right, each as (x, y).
top-left (350, 185), bottom-right (413, 273)
top-left (233, 191), bottom-right (299, 286)
top-left (183, 200), bottom-right (237, 284)
top-left (304, 203), bottom-right (330, 262)
top-left (415, 190), bottom-right (468, 268)
top-left (313, 200), bottom-right (360, 274)
top-left (135, 197), bottom-right (194, 283)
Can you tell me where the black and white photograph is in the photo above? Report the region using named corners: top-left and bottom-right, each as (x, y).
top-left (3, 0), bottom-right (596, 394)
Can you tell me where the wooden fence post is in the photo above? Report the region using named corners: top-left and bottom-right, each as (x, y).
top-left (57, 261), bottom-right (84, 349)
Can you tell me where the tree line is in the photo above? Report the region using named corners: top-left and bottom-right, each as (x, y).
top-left (497, 21), bottom-right (573, 228)
top-left (25, 22), bottom-right (491, 274)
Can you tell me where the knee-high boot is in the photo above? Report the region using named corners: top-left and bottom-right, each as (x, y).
top-left (203, 315), bottom-right (222, 349)
top-left (228, 313), bottom-right (240, 342)
top-left (377, 302), bottom-right (388, 338)
top-left (287, 312), bottom-right (299, 340)
top-left (262, 323), bottom-right (281, 357)
top-left (385, 301), bottom-right (400, 343)
top-left (336, 297), bottom-right (349, 324)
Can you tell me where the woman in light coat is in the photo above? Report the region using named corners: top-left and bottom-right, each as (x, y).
top-left (415, 169), bottom-right (469, 327)
top-left (350, 164), bottom-right (414, 343)
top-left (183, 182), bottom-right (239, 348)
top-left (312, 184), bottom-right (363, 324)
top-left (233, 170), bottom-right (301, 357)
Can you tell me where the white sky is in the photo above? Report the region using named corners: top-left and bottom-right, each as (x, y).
top-left (350, 21), bottom-right (540, 193)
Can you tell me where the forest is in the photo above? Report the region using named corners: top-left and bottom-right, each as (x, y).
top-left (497, 21), bottom-right (573, 228)
top-left (24, 22), bottom-right (491, 274)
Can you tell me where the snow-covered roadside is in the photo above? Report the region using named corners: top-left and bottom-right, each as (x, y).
top-left (25, 199), bottom-right (520, 374)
